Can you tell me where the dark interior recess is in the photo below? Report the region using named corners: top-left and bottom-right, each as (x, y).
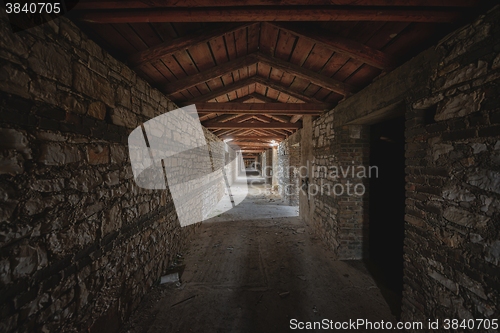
top-left (367, 116), bottom-right (406, 318)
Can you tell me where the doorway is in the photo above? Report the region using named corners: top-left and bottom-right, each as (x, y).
top-left (367, 116), bottom-right (406, 318)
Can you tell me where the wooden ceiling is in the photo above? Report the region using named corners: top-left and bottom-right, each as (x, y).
top-left (69, 0), bottom-right (489, 154)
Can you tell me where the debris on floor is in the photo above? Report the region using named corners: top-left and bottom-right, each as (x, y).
top-left (160, 272), bottom-right (179, 284)
top-left (279, 291), bottom-right (290, 299)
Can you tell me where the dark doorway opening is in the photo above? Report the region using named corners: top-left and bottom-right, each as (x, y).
top-left (366, 116), bottom-right (406, 318)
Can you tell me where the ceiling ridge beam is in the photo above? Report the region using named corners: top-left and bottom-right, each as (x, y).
top-left (127, 23), bottom-right (257, 67)
top-left (267, 22), bottom-right (395, 70)
top-left (256, 52), bottom-right (355, 95)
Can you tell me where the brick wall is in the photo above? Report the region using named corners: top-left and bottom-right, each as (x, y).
top-left (0, 12), bottom-right (225, 333)
top-left (308, 121), bottom-right (370, 259)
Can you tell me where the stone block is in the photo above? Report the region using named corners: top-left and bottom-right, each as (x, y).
top-left (110, 107), bottom-right (137, 129)
top-left (30, 179), bottom-right (65, 192)
top-left (67, 169), bottom-right (103, 192)
top-left (103, 204), bottom-right (122, 235)
top-left (440, 61), bottom-right (488, 91)
top-left (11, 243), bottom-right (47, 279)
top-left (87, 145), bottom-right (110, 165)
top-left (0, 151), bottom-right (24, 175)
top-left (0, 64), bottom-right (31, 99)
top-left (110, 145), bottom-right (127, 164)
top-left (443, 206), bottom-right (489, 228)
top-left (467, 169), bottom-right (500, 194)
top-left (27, 42), bottom-right (72, 86)
top-left (87, 101), bottom-right (107, 120)
top-left (38, 144), bottom-right (82, 165)
top-left (115, 85), bottom-right (132, 109)
top-left (73, 62), bottom-right (114, 107)
top-left (435, 91), bottom-right (485, 121)
top-left (0, 128), bottom-right (30, 155)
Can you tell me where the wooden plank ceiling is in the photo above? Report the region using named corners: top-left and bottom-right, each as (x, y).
top-left (69, 0), bottom-right (488, 154)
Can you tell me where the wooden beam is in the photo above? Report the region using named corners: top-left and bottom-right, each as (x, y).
top-left (227, 95), bottom-right (256, 103)
top-left (256, 52), bottom-right (355, 95)
top-left (185, 76), bottom-right (323, 105)
top-left (128, 23), bottom-right (255, 66)
top-left (222, 136), bottom-right (284, 141)
top-left (265, 114), bottom-right (290, 123)
top-left (248, 93), bottom-right (278, 103)
top-left (253, 76), bottom-right (323, 104)
top-left (73, 1), bottom-right (479, 9)
top-left (79, 7), bottom-right (462, 23)
top-left (164, 54), bottom-right (258, 95)
top-left (195, 103), bottom-right (328, 115)
top-left (164, 51), bottom-right (352, 97)
top-left (203, 122), bottom-right (301, 129)
top-left (267, 23), bottom-right (395, 70)
top-left (290, 115), bottom-right (303, 123)
top-left (186, 78), bottom-right (256, 105)
top-left (230, 142), bottom-right (274, 147)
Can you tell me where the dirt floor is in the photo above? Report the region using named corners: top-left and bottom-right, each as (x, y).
top-left (120, 180), bottom-right (395, 333)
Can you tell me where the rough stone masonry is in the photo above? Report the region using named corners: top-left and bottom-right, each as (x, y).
top-left (278, 5), bottom-right (500, 328)
top-left (0, 11), bottom-right (227, 333)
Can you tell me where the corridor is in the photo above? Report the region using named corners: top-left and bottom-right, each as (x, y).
top-left (120, 182), bottom-right (393, 333)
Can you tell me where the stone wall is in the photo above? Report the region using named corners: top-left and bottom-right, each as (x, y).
top-left (300, 5), bottom-right (500, 325)
top-left (308, 121), bottom-right (370, 259)
top-left (0, 12), bottom-right (225, 333)
top-left (261, 149), bottom-right (272, 184)
top-left (402, 7), bottom-right (500, 326)
top-left (277, 132), bottom-right (301, 206)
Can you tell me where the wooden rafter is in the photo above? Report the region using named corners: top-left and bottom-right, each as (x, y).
top-left (185, 78), bottom-right (256, 104)
top-left (164, 52), bottom-right (351, 97)
top-left (79, 7), bottom-right (462, 23)
top-left (128, 23), bottom-right (256, 66)
top-left (248, 93), bottom-right (278, 103)
top-left (256, 53), bottom-right (355, 95)
top-left (195, 103), bottom-right (328, 115)
top-left (164, 54), bottom-right (259, 95)
top-left (203, 121), bottom-right (301, 129)
top-left (223, 136), bottom-right (284, 141)
top-left (253, 77), bottom-right (323, 104)
top-left (267, 23), bottom-right (395, 70)
top-left (184, 76), bottom-right (322, 105)
top-left (73, 1), bottom-right (479, 9)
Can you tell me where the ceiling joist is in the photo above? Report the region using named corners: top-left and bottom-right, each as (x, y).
top-left (203, 121), bottom-right (302, 129)
top-left (195, 103), bottom-right (328, 115)
top-left (128, 23), bottom-right (256, 66)
top-left (73, 1), bottom-right (479, 9)
top-left (267, 22), bottom-right (395, 70)
top-left (79, 7), bottom-right (461, 24)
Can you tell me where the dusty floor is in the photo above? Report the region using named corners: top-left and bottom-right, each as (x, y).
top-left (120, 180), bottom-right (395, 333)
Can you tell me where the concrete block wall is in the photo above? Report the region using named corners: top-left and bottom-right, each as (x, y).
top-left (0, 13), bottom-right (225, 333)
